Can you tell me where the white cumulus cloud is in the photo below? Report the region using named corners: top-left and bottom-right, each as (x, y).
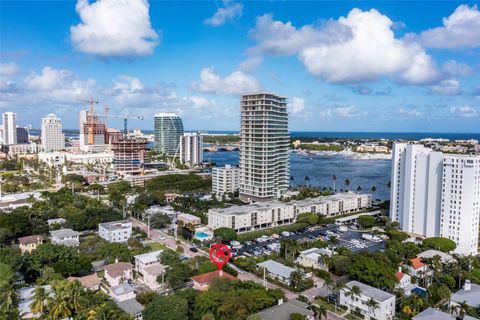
top-left (289, 97), bottom-right (305, 114)
top-left (191, 67), bottom-right (260, 95)
top-left (419, 4), bottom-right (480, 49)
top-left (249, 9), bottom-right (440, 84)
top-left (0, 62), bottom-right (19, 76)
top-left (449, 106), bottom-right (478, 117)
top-left (430, 79), bottom-right (460, 95)
top-left (70, 0), bottom-right (159, 57)
top-left (204, 0), bottom-right (243, 26)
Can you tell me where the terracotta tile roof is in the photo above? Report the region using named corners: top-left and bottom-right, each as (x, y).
top-left (410, 257), bottom-right (426, 270)
top-left (104, 262), bottom-right (133, 278)
top-left (395, 271), bottom-right (405, 281)
top-left (191, 270), bottom-right (236, 285)
top-left (18, 235), bottom-right (43, 245)
top-left (67, 274), bottom-right (101, 289)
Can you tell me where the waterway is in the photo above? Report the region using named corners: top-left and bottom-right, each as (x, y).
top-left (204, 151), bottom-right (392, 201)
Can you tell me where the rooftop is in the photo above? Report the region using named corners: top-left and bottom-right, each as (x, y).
top-left (111, 283), bottom-right (134, 296)
top-left (143, 264), bottom-right (165, 276)
top-left (99, 220), bottom-right (131, 231)
top-left (345, 281), bottom-right (394, 302)
top-left (18, 285), bottom-right (52, 316)
top-left (67, 274), bottom-right (101, 289)
top-left (413, 307), bottom-right (477, 320)
top-left (257, 260), bottom-right (296, 279)
top-left (253, 299), bottom-right (314, 320)
top-left (154, 112), bottom-right (179, 117)
top-left (50, 228), bottom-right (79, 238)
top-left (18, 235), bottom-right (43, 245)
top-left (451, 282), bottom-right (480, 307)
top-left (210, 201), bottom-right (288, 216)
top-left (191, 270), bottom-right (236, 285)
top-left (417, 250), bottom-right (455, 263)
top-left (134, 250), bottom-right (162, 265)
top-left (104, 262), bottom-right (133, 278)
top-left (116, 298), bottom-right (144, 316)
top-left (410, 257), bottom-right (426, 270)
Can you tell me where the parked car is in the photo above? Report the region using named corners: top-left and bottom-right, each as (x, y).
top-left (189, 247), bottom-right (198, 253)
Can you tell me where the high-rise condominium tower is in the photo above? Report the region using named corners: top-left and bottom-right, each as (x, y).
top-left (390, 143), bottom-right (480, 255)
top-left (179, 132), bottom-right (203, 166)
top-left (154, 113), bottom-right (184, 155)
top-left (2, 112), bottom-right (17, 145)
top-left (240, 93), bottom-right (289, 202)
top-left (41, 113), bottom-right (65, 151)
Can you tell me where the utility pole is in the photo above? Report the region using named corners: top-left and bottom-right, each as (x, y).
top-left (147, 214), bottom-right (151, 239)
top-left (263, 267), bottom-right (267, 288)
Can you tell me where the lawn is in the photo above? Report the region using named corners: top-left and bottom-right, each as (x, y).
top-left (237, 223), bottom-right (309, 242)
top-left (144, 242), bottom-right (167, 252)
top-left (314, 297), bottom-right (345, 316)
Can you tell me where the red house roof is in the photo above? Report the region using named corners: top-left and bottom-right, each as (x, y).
top-left (410, 257), bottom-right (426, 270)
top-left (18, 235), bottom-right (43, 245)
top-left (395, 271), bottom-right (405, 281)
top-left (191, 270), bottom-right (236, 285)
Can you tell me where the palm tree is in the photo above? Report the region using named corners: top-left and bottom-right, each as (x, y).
top-left (318, 254), bottom-right (331, 271)
top-left (1, 284), bottom-right (17, 313)
top-left (332, 174), bottom-right (337, 192)
top-left (305, 176), bottom-right (310, 187)
top-left (66, 280), bottom-right (84, 313)
top-left (290, 271), bottom-right (304, 290)
top-left (332, 282), bottom-right (346, 312)
top-left (451, 301), bottom-right (469, 320)
top-left (311, 304), bottom-right (328, 320)
top-left (346, 285), bottom-right (362, 311)
top-left (48, 295), bottom-right (72, 320)
top-left (371, 185), bottom-right (377, 200)
top-left (290, 175), bottom-right (295, 187)
top-left (365, 297), bottom-right (380, 318)
top-left (30, 286), bottom-right (49, 316)
top-left (356, 185), bottom-right (362, 193)
top-left (344, 178), bottom-right (350, 191)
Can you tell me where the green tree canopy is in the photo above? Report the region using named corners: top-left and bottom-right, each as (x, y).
top-left (150, 214), bottom-right (172, 229)
top-left (347, 252), bottom-right (398, 289)
top-left (296, 212), bottom-right (319, 225)
top-left (143, 295), bottom-right (189, 320)
top-left (213, 227), bottom-right (237, 243)
top-left (422, 237), bottom-right (457, 253)
top-left (357, 215), bottom-right (375, 229)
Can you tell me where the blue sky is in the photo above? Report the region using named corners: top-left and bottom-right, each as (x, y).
top-left (0, 0), bottom-right (479, 132)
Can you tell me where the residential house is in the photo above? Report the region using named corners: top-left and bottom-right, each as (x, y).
top-left (191, 270), bottom-right (236, 291)
top-left (98, 220), bottom-right (132, 243)
top-left (117, 299), bottom-right (144, 320)
top-left (47, 218), bottom-right (66, 227)
top-left (18, 235), bottom-right (43, 254)
top-left (257, 260), bottom-right (296, 285)
top-left (413, 307), bottom-right (477, 320)
top-left (417, 250), bottom-right (455, 264)
top-left (104, 262), bottom-right (133, 287)
top-left (177, 213), bottom-right (201, 226)
top-left (165, 193), bottom-right (180, 203)
top-left (395, 270), bottom-right (412, 290)
top-left (296, 247), bottom-right (333, 271)
top-left (134, 250), bottom-right (162, 274)
top-left (67, 274), bottom-right (101, 291)
top-left (340, 281), bottom-right (396, 320)
top-left (253, 299), bottom-right (315, 320)
top-left (407, 257), bottom-right (433, 287)
top-left (143, 264), bottom-right (165, 290)
top-left (50, 228), bottom-right (80, 247)
top-left (110, 283), bottom-right (136, 302)
top-left (450, 280), bottom-right (480, 311)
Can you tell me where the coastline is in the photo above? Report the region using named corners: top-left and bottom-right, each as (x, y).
top-left (293, 149), bottom-right (392, 160)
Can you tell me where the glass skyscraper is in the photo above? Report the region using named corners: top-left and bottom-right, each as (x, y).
top-left (154, 113), bottom-right (184, 155)
top-left (239, 93), bottom-right (289, 202)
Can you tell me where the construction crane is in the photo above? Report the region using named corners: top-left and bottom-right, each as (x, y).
top-left (86, 97), bottom-right (99, 145)
top-left (98, 111), bottom-right (144, 134)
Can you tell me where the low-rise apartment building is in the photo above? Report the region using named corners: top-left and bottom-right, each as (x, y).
top-left (340, 281), bottom-right (395, 320)
top-left (104, 262), bottom-right (133, 287)
top-left (296, 248), bottom-right (333, 271)
top-left (208, 193), bottom-right (372, 233)
top-left (98, 220), bottom-right (132, 243)
top-left (212, 165), bottom-right (240, 196)
top-left (256, 260), bottom-right (296, 285)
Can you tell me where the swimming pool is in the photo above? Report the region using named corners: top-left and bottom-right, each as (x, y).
top-left (195, 232), bottom-right (210, 239)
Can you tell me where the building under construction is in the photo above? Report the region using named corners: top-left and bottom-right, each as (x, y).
top-left (112, 138), bottom-right (148, 175)
top-left (79, 109), bottom-right (106, 151)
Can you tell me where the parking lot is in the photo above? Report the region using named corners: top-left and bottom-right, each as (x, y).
top-left (234, 224), bottom-right (385, 257)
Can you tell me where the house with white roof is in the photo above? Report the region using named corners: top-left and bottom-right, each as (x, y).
top-left (110, 283), bottom-right (136, 302)
top-left (257, 260), bottom-right (296, 285)
top-left (340, 280), bottom-right (395, 320)
top-left (417, 250), bottom-right (455, 264)
top-left (134, 250), bottom-right (164, 289)
top-left (17, 285), bottom-right (51, 319)
top-left (50, 228), bottom-right (79, 247)
top-left (413, 308), bottom-right (477, 320)
top-left (98, 220), bottom-right (132, 243)
top-left (296, 247), bottom-right (333, 271)
top-left (134, 250), bottom-right (163, 274)
top-left (117, 299), bottom-right (144, 320)
top-left (450, 280), bottom-right (480, 310)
